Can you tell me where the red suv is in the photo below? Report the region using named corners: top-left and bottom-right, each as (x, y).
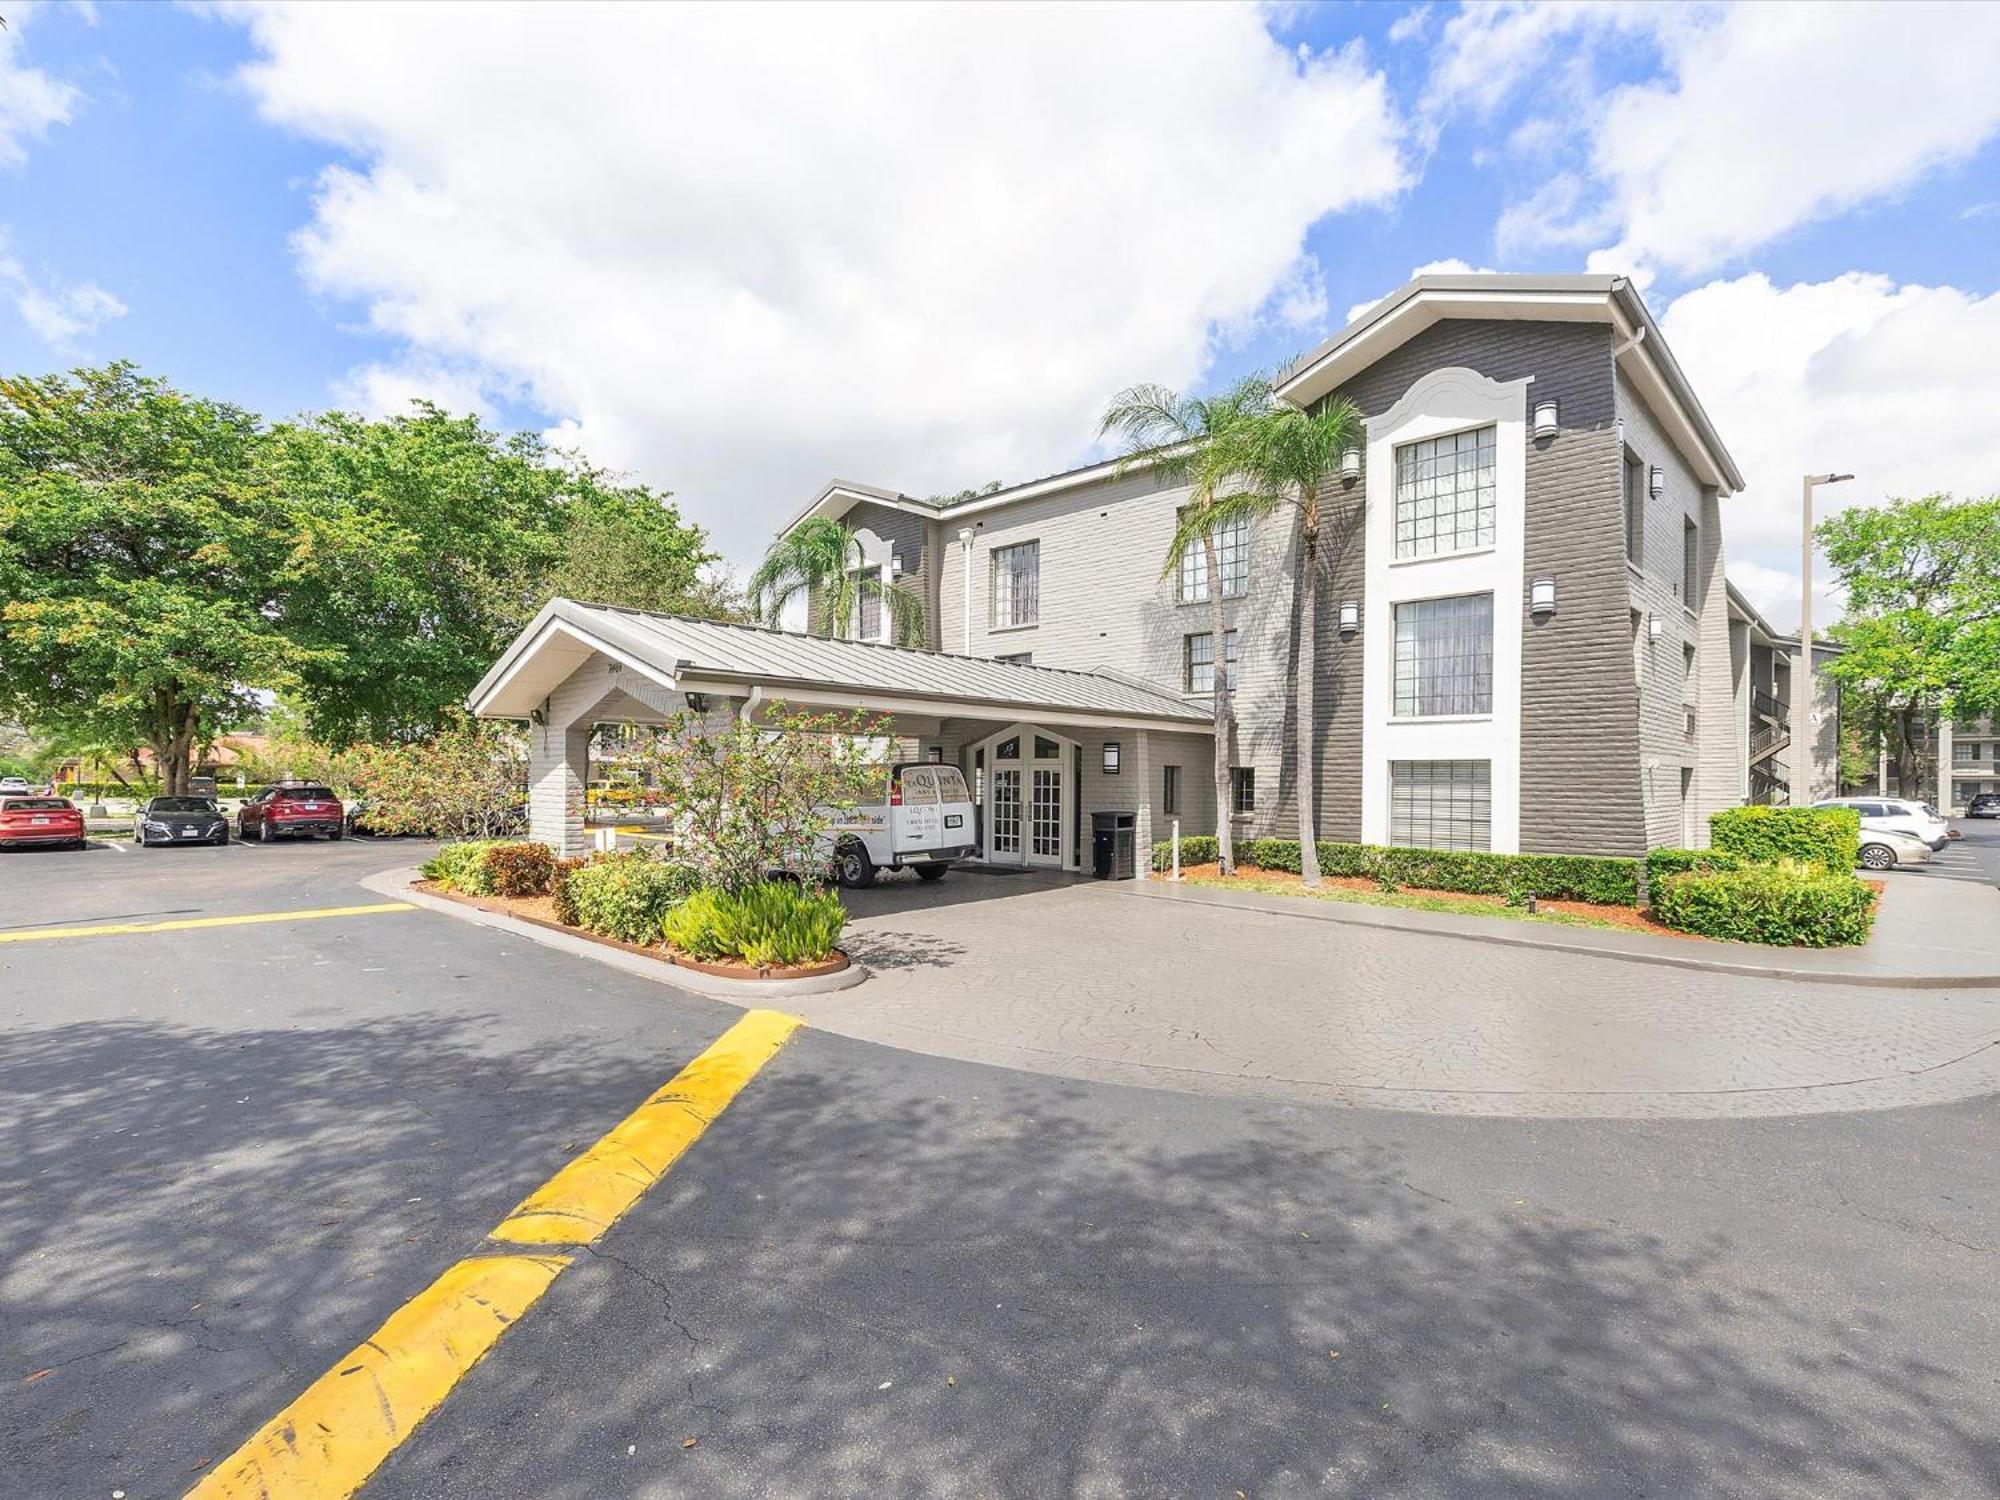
top-left (238, 783), bottom-right (346, 842)
top-left (0, 795), bottom-right (87, 850)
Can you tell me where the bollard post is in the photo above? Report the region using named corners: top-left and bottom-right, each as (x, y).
top-left (1171, 818), bottom-right (1181, 881)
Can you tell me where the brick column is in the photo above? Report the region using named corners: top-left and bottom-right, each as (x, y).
top-left (1131, 729), bottom-right (1154, 865)
top-left (528, 719), bottom-right (590, 858)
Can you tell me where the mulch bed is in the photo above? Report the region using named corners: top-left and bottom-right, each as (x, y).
top-left (1167, 862), bottom-right (1685, 937)
top-left (415, 881), bottom-right (850, 980)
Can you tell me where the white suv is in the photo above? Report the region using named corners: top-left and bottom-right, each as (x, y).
top-left (1815, 797), bottom-right (1950, 851)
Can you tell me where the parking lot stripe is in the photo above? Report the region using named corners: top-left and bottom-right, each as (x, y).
top-left (490, 1007), bottom-right (802, 1246)
top-left (184, 1253), bottom-right (570, 1500)
top-left (182, 1010), bottom-right (801, 1498)
top-left (0, 902), bottom-right (413, 945)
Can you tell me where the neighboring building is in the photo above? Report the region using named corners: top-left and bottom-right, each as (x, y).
top-left (1725, 583), bottom-right (1842, 806)
top-left (1948, 714), bottom-right (2000, 809)
top-left (479, 273), bottom-right (1758, 864)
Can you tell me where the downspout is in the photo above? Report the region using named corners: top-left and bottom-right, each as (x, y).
top-left (958, 528), bottom-right (974, 654)
top-left (738, 685), bottom-right (765, 725)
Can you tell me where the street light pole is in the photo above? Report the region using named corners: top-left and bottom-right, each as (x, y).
top-left (1799, 471), bottom-right (1853, 802)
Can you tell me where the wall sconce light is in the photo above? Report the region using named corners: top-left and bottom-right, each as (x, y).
top-left (1340, 446), bottom-right (1361, 481)
top-left (926, 745), bottom-right (943, 764)
top-left (1648, 465), bottom-right (1666, 498)
top-left (684, 691), bottom-right (711, 713)
top-left (1338, 600), bottom-right (1361, 636)
top-left (1529, 577), bottom-right (1557, 616)
top-left (1647, 614), bottom-right (1664, 642)
top-left (1102, 741), bottom-right (1122, 775)
top-left (1533, 399), bottom-right (1559, 439)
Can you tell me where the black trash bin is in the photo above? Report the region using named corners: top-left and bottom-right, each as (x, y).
top-left (1092, 810), bottom-right (1136, 880)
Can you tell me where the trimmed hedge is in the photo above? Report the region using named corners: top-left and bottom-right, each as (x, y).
top-left (1710, 805), bottom-right (1860, 873)
top-left (1150, 835), bottom-right (1641, 906)
top-left (661, 882), bottom-right (847, 967)
top-left (1651, 860), bottom-right (1876, 947)
top-left (566, 852), bottom-right (702, 944)
top-left (1643, 846), bottom-right (1745, 897)
top-left (550, 856), bottom-right (589, 927)
top-left (420, 839), bottom-right (509, 894)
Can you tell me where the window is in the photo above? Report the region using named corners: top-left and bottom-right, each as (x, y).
top-left (1682, 516), bottom-right (1699, 604)
top-left (1177, 513), bottom-right (1249, 602)
top-left (1390, 761), bottom-right (1491, 851)
top-left (1163, 764), bottom-right (1181, 815)
top-left (1394, 426), bottom-right (1495, 558)
top-left (1393, 594), bottom-right (1493, 717)
top-left (1231, 766), bottom-right (1256, 815)
top-left (1683, 642), bottom-right (1697, 687)
top-left (1033, 735), bottom-right (1061, 759)
top-left (996, 735), bottom-right (1020, 760)
top-left (1623, 453), bottom-right (1645, 567)
top-left (857, 565), bottom-right (881, 639)
top-left (990, 541), bottom-right (1039, 628)
top-left (994, 651), bottom-right (1033, 666)
top-left (1185, 629), bottom-right (1239, 693)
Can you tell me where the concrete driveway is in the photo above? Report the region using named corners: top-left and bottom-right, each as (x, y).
top-left (823, 863), bottom-right (2000, 1118)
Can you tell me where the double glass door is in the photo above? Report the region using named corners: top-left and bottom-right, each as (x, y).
top-left (985, 731), bottom-right (1066, 868)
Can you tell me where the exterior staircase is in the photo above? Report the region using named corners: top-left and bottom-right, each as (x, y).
top-left (1748, 688), bottom-right (1790, 804)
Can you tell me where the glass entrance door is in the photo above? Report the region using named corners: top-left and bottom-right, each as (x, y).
top-left (1028, 767), bottom-right (1062, 867)
top-left (991, 768), bottom-right (1022, 857)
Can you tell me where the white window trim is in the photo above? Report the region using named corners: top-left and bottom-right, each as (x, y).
top-left (989, 539), bottom-right (1041, 631)
top-left (1360, 367), bottom-right (1526, 853)
top-left (847, 527), bottom-right (895, 645)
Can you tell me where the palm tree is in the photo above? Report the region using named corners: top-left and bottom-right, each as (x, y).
top-left (1099, 378), bottom-right (1269, 876)
top-left (748, 516), bottom-right (925, 646)
top-left (1204, 394), bottom-right (1366, 887)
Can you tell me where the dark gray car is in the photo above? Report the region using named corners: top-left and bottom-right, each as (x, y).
top-left (134, 795), bottom-right (230, 847)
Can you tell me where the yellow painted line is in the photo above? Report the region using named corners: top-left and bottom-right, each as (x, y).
top-left (184, 1011), bottom-right (802, 1498)
top-left (492, 1008), bottom-right (802, 1245)
top-left (0, 902), bottom-right (413, 945)
top-left (185, 1253), bottom-right (569, 1500)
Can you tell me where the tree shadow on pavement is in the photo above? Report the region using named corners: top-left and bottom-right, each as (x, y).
top-left (373, 1041), bottom-right (2000, 1500)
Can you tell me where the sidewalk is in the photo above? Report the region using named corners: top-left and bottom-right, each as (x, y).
top-left (1129, 863), bottom-right (2000, 988)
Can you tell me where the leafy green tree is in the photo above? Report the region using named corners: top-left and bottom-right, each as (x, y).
top-left (1099, 378), bottom-right (1270, 876)
top-left (1820, 493), bottom-right (2000, 798)
top-left (747, 516), bottom-right (924, 644)
top-left (343, 713), bottom-right (527, 837)
top-left (0, 366), bottom-right (322, 795)
top-left (1198, 392), bottom-right (1366, 887)
top-left (266, 403), bottom-right (722, 744)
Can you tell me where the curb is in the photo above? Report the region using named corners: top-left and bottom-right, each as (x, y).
top-left (360, 868), bottom-right (870, 999)
top-left (1129, 878), bottom-right (2000, 990)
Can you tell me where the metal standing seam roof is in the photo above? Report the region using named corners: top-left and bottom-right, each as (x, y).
top-left (469, 599), bottom-right (1213, 725)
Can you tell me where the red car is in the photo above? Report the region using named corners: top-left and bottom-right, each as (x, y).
top-left (0, 795), bottom-right (88, 850)
top-left (237, 783), bottom-right (347, 843)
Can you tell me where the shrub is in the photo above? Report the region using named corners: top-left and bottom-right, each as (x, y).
top-left (1651, 860), bottom-right (1876, 947)
top-left (661, 881), bottom-right (848, 968)
top-left (1710, 805), bottom-right (1860, 873)
top-left (421, 839), bottom-right (508, 894)
top-left (565, 852), bottom-right (702, 944)
top-left (1150, 834), bottom-right (1220, 871)
top-left (1160, 837), bottom-right (1643, 906)
top-left (1644, 846), bottom-right (1745, 898)
top-left (483, 841), bottom-right (557, 897)
top-left (550, 856), bottom-right (589, 927)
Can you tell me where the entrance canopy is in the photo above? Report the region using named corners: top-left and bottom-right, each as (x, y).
top-left (469, 599), bottom-right (1211, 735)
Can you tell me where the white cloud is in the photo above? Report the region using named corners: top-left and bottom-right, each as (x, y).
top-left (331, 359), bottom-right (498, 425)
top-left (0, 1), bottom-right (81, 169)
top-left (15, 278), bottom-right (125, 344)
top-left (1436, 2), bottom-right (2000, 279)
top-left (1659, 272), bottom-right (2000, 626)
top-left (214, 3), bottom-right (1408, 565)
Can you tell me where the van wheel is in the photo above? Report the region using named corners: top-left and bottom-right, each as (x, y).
top-left (914, 864), bottom-right (949, 882)
top-left (835, 841), bottom-right (876, 889)
top-left (1859, 842), bottom-right (1896, 871)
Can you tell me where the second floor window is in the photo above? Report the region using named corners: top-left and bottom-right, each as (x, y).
top-left (1624, 452), bottom-right (1646, 567)
top-left (1177, 513), bottom-right (1248, 602)
top-left (1395, 425), bottom-right (1495, 558)
top-left (991, 541), bottom-right (1039, 628)
top-left (1393, 593), bottom-right (1493, 717)
top-left (1185, 629), bottom-right (1239, 694)
top-left (994, 651), bottom-right (1033, 666)
top-left (857, 566), bottom-right (881, 639)
top-left (1682, 516), bottom-right (1699, 604)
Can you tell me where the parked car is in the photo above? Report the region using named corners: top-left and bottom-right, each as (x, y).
top-left (823, 762), bottom-right (977, 888)
top-left (1856, 827), bottom-right (1934, 872)
top-left (134, 795), bottom-right (230, 847)
top-left (0, 794), bottom-right (87, 850)
top-left (1969, 793), bottom-right (2000, 820)
top-left (237, 783), bottom-right (346, 842)
top-left (1814, 797), bottom-right (1950, 851)
top-left (0, 775), bottom-right (32, 795)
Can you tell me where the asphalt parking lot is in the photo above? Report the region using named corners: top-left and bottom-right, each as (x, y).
top-left (5, 837), bottom-right (2000, 1498)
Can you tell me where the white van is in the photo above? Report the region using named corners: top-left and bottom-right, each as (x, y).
top-left (827, 762), bottom-right (978, 888)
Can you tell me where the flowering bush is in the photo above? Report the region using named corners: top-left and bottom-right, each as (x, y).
top-left (565, 851), bottom-right (702, 944)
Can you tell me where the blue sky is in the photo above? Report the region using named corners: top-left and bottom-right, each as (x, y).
top-left (4, 1), bottom-right (1998, 623)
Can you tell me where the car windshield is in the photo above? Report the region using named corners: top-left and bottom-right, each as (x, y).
top-left (151, 797), bottom-right (215, 813)
top-left (3, 797), bottom-right (71, 811)
top-left (277, 786), bottom-right (335, 800)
